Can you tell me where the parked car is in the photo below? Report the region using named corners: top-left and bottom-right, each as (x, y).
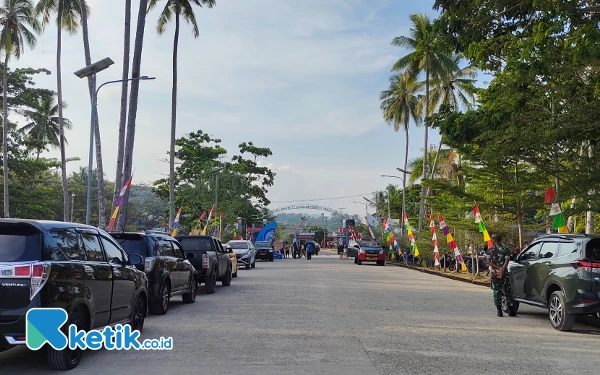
top-left (354, 242), bottom-right (386, 266)
top-left (110, 231), bottom-right (197, 315)
top-left (0, 219), bottom-right (148, 370)
top-left (227, 240), bottom-right (256, 269)
top-left (255, 241), bottom-right (274, 262)
top-left (223, 244), bottom-right (238, 277)
top-left (175, 235), bottom-right (233, 294)
top-left (507, 234), bottom-right (600, 331)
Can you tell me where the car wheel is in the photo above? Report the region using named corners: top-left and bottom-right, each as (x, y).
top-left (269, 255), bottom-right (274, 262)
top-left (549, 291), bottom-right (575, 331)
top-left (251, 261), bottom-right (256, 268)
top-left (47, 308), bottom-right (86, 370)
top-left (501, 297), bottom-right (519, 316)
top-left (182, 277), bottom-right (197, 303)
top-left (151, 281), bottom-right (170, 315)
top-left (245, 263), bottom-right (251, 269)
top-left (222, 267), bottom-right (232, 286)
top-left (205, 270), bottom-right (217, 294)
top-left (357, 260), bottom-right (362, 265)
top-left (131, 294), bottom-right (147, 332)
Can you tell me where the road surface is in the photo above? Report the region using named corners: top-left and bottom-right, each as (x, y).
top-left (1, 251), bottom-right (599, 374)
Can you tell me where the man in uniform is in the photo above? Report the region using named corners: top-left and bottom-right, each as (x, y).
top-left (486, 234), bottom-right (514, 317)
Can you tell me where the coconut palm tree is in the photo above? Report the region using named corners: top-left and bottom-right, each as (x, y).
top-left (118, 0), bottom-right (149, 231)
top-left (21, 94), bottom-right (72, 160)
top-left (148, 0), bottom-right (216, 229)
top-left (0, 0), bottom-right (40, 217)
top-left (391, 13), bottom-right (456, 230)
top-left (77, 0), bottom-right (106, 228)
top-left (380, 73), bottom-right (421, 227)
top-left (114, 0), bottom-right (131, 209)
top-left (35, 0), bottom-right (83, 222)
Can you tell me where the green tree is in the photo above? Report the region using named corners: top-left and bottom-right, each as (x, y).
top-left (35, 0), bottom-right (84, 221)
top-left (391, 13), bottom-right (456, 230)
top-left (380, 73), bottom-right (421, 223)
top-left (20, 94), bottom-right (71, 160)
top-left (148, 0), bottom-right (216, 229)
top-left (0, 0), bottom-right (40, 217)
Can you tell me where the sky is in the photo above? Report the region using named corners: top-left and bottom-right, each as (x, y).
top-left (17, 0), bottom-right (452, 218)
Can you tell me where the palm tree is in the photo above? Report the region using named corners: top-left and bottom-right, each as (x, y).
top-left (118, 0), bottom-right (149, 231)
top-left (35, 0), bottom-right (83, 222)
top-left (148, 0), bottom-right (216, 229)
top-left (21, 94), bottom-right (72, 160)
top-left (427, 53), bottom-right (476, 187)
top-left (380, 73), bottom-right (421, 227)
top-left (391, 13), bottom-right (456, 230)
top-left (114, 0), bottom-right (131, 209)
top-left (0, 0), bottom-right (40, 218)
top-left (77, 0), bottom-right (106, 228)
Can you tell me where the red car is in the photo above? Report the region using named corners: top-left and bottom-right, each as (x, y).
top-left (355, 243), bottom-right (386, 266)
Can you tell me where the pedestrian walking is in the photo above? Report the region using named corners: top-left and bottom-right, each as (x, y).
top-left (306, 242), bottom-right (313, 260)
top-left (486, 234), bottom-right (514, 317)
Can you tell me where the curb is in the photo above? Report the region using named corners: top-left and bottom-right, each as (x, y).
top-left (386, 261), bottom-right (489, 287)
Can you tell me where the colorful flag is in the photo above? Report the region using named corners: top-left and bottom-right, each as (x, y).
top-left (549, 203), bottom-right (562, 216)
top-left (108, 175), bottom-right (133, 231)
top-left (430, 214), bottom-right (439, 266)
top-left (171, 207), bottom-right (182, 236)
top-left (439, 213), bottom-right (467, 271)
top-left (473, 205), bottom-right (482, 223)
top-left (202, 206), bottom-right (215, 235)
top-left (403, 214), bottom-right (419, 257)
top-left (544, 187), bottom-right (556, 204)
top-left (474, 205), bottom-right (493, 249)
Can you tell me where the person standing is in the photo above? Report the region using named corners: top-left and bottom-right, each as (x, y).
top-left (306, 241), bottom-right (313, 260)
top-left (486, 234), bottom-right (514, 317)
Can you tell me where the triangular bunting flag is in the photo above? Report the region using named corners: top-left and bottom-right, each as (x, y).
top-left (483, 230), bottom-right (491, 242)
top-left (558, 226), bottom-right (569, 234)
top-left (478, 221), bottom-right (486, 233)
top-left (544, 187), bottom-right (556, 203)
top-left (446, 233), bottom-right (454, 243)
top-left (549, 203), bottom-right (562, 216)
top-left (552, 213), bottom-right (567, 229)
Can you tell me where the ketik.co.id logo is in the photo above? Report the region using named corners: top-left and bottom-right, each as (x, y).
top-left (26, 308), bottom-right (173, 351)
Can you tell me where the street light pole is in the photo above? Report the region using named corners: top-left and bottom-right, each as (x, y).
top-left (382, 173), bottom-right (410, 236)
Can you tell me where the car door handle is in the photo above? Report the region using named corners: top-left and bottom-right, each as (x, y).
top-left (84, 265), bottom-right (94, 274)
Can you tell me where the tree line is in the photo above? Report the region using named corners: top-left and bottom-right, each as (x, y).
top-left (377, 1), bottom-right (600, 261)
top-left (0, 0), bottom-right (224, 231)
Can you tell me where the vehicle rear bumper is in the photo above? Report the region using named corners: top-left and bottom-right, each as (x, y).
top-left (256, 253), bottom-right (271, 260)
top-left (0, 314), bottom-right (27, 351)
top-left (566, 290), bottom-right (600, 315)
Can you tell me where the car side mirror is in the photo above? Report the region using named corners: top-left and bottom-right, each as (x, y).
top-left (543, 252), bottom-right (553, 259)
top-left (186, 252), bottom-right (196, 259)
top-left (128, 253), bottom-right (143, 266)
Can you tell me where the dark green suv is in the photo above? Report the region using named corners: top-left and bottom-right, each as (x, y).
top-left (506, 234), bottom-right (600, 331)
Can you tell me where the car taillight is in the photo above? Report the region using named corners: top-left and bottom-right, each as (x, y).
top-left (30, 262), bottom-right (50, 300)
top-left (145, 257), bottom-right (156, 273)
top-left (571, 260), bottom-right (600, 273)
top-left (202, 254), bottom-right (209, 269)
top-left (359, 249), bottom-right (365, 254)
top-left (14, 265), bottom-right (31, 277)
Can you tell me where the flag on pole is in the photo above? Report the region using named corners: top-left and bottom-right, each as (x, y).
top-left (403, 213), bottom-right (419, 257)
top-left (430, 214), bottom-right (440, 266)
top-left (171, 207), bottom-right (183, 236)
top-left (202, 206), bottom-right (215, 235)
top-left (108, 176), bottom-right (133, 230)
top-left (439, 213), bottom-right (466, 271)
top-left (474, 204), bottom-right (493, 249)
top-left (544, 187), bottom-right (556, 204)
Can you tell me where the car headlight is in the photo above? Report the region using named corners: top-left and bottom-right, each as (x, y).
top-left (269, 249), bottom-right (273, 252)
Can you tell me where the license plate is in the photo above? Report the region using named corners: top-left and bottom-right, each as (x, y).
top-left (367, 257), bottom-right (377, 261)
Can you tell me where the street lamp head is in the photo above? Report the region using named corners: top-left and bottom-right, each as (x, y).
top-left (139, 76), bottom-right (156, 80)
top-left (396, 167), bottom-right (413, 175)
top-left (74, 57), bottom-right (114, 78)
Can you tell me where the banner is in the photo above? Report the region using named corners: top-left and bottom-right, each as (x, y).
top-left (430, 215), bottom-right (440, 267)
top-left (108, 175), bottom-right (133, 231)
top-left (171, 206), bottom-right (182, 236)
top-left (473, 204), bottom-right (493, 249)
top-left (439, 213), bottom-right (466, 271)
top-left (402, 214), bottom-right (420, 257)
top-left (545, 188), bottom-right (568, 233)
top-left (383, 219), bottom-right (401, 258)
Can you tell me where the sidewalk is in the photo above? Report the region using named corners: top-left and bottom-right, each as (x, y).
top-left (386, 260), bottom-right (490, 287)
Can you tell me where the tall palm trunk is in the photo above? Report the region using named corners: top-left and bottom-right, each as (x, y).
top-left (169, 11), bottom-right (180, 229)
top-left (402, 123), bottom-right (409, 236)
top-left (80, 0), bottom-right (106, 228)
top-left (418, 69), bottom-right (430, 231)
top-left (118, 0), bottom-right (148, 230)
top-left (2, 53), bottom-right (9, 218)
top-left (114, 0), bottom-right (132, 206)
top-left (57, 2), bottom-right (70, 222)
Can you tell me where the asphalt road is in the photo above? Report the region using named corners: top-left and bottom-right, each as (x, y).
top-left (1, 251), bottom-right (599, 374)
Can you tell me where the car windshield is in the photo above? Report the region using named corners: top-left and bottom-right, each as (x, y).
top-left (178, 237), bottom-right (213, 251)
top-left (114, 237), bottom-right (148, 257)
top-left (228, 241), bottom-right (248, 249)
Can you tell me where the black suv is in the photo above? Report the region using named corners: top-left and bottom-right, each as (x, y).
top-left (111, 231), bottom-right (197, 315)
top-left (507, 234), bottom-right (600, 331)
top-left (0, 219), bottom-right (148, 370)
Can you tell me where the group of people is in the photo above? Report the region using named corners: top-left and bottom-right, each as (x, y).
top-left (278, 241), bottom-right (314, 260)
